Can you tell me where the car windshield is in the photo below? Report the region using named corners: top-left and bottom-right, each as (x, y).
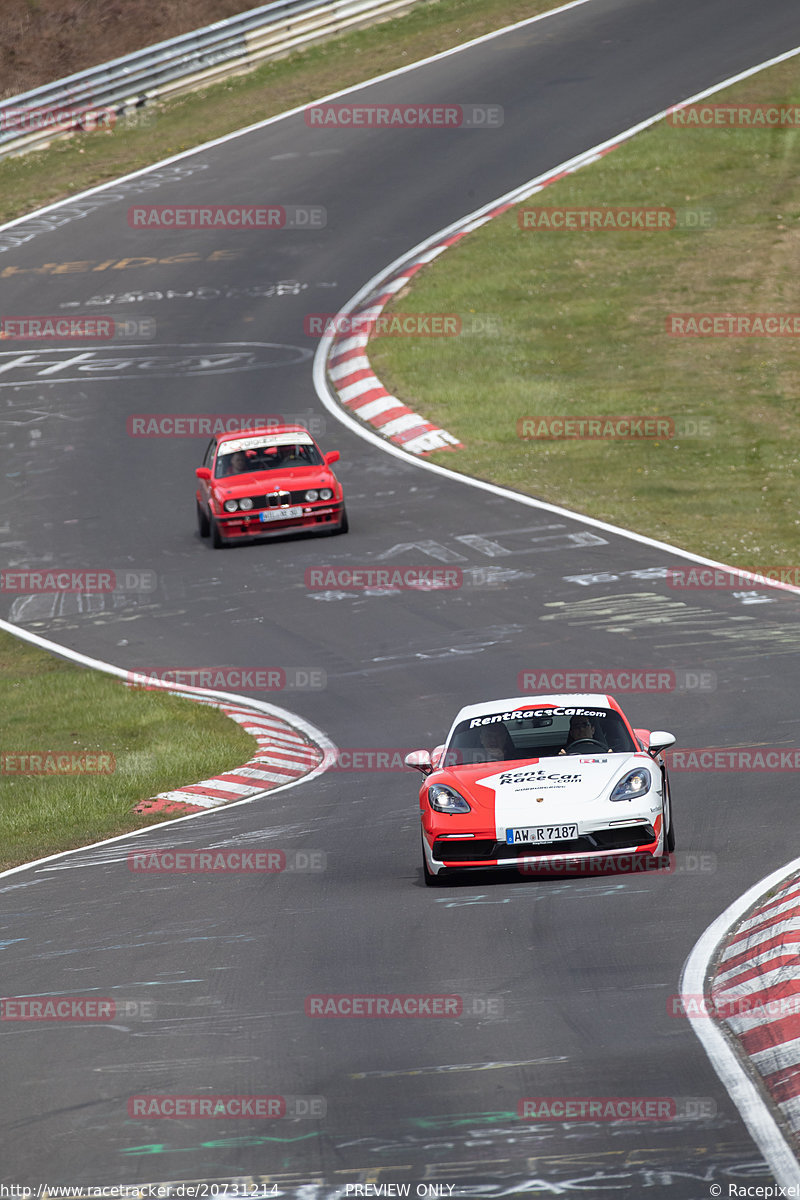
top-left (215, 440), bottom-right (322, 478)
top-left (444, 705), bottom-right (637, 764)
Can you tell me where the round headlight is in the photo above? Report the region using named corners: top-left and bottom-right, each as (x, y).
top-left (319, 488), bottom-right (333, 501)
top-left (305, 489), bottom-right (319, 502)
top-left (224, 499), bottom-right (239, 512)
top-left (239, 497), bottom-right (253, 511)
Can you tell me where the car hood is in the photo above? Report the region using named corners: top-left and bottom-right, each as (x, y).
top-left (437, 753), bottom-right (653, 827)
top-left (212, 468), bottom-right (336, 498)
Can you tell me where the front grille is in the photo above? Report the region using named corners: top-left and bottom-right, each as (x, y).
top-left (432, 824), bottom-right (655, 863)
top-left (433, 838), bottom-right (593, 862)
top-left (249, 488), bottom-right (307, 508)
top-left (432, 839), bottom-right (498, 862)
top-left (592, 825), bottom-right (655, 849)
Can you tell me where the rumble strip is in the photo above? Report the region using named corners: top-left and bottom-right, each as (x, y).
top-left (133, 695), bottom-right (323, 814)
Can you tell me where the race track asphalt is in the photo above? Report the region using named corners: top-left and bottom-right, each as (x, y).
top-left (2, 0), bottom-right (800, 1191)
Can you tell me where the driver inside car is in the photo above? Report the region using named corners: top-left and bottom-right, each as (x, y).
top-left (477, 722), bottom-right (515, 761)
top-left (221, 450), bottom-right (249, 476)
top-left (559, 715), bottom-right (609, 754)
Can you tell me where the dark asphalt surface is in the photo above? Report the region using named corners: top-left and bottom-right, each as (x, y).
top-left (2, 0), bottom-right (800, 1191)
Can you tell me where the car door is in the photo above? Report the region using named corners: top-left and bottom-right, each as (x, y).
top-left (198, 438), bottom-right (217, 512)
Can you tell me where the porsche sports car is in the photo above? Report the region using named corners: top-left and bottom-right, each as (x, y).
top-left (195, 424), bottom-right (347, 548)
top-left (405, 694), bottom-right (676, 884)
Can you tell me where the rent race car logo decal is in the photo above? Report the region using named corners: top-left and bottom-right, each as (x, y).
top-left (498, 770), bottom-right (582, 786)
top-left (469, 707), bottom-right (604, 727)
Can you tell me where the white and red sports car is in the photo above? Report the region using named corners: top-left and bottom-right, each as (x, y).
top-left (405, 694), bottom-right (676, 885)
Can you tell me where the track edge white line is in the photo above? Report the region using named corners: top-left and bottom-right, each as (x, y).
top-left (680, 857), bottom-right (800, 1185)
top-left (0, 616), bottom-right (338, 881)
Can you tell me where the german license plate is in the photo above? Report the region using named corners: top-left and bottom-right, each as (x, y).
top-left (506, 824), bottom-right (578, 845)
top-left (260, 506), bottom-right (303, 523)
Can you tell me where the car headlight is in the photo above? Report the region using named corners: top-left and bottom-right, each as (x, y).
top-left (305, 489), bottom-right (319, 502)
top-left (610, 768), bottom-right (651, 801)
top-left (224, 499), bottom-right (239, 512)
top-left (239, 497), bottom-right (253, 511)
top-left (427, 783), bottom-right (471, 814)
top-left (319, 488), bottom-right (333, 501)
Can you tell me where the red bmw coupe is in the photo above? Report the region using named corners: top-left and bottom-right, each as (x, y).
top-left (195, 424), bottom-right (347, 548)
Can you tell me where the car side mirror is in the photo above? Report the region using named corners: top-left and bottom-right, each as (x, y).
top-left (405, 749), bottom-right (433, 775)
top-left (430, 744), bottom-right (446, 769)
top-left (195, 467), bottom-right (212, 481)
top-left (324, 450), bottom-right (340, 466)
top-left (648, 731), bottom-right (676, 756)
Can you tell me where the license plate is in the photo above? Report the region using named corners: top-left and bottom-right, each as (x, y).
top-left (506, 824), bottom-right (578, 845)
top-left (260, 506), bottom-right (303, 523)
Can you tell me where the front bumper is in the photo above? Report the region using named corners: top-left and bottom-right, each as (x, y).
top-left (423, 816), bottom-right (664, 876)
top-left (215, 502), bottom-right (344, 541)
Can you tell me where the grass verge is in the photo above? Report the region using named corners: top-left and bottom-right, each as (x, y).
top-left (0, 0), bottom-right (559, 869)
top-left (368, 57), bottom-right (800, 569)
top-left (0, 631), bottom-right (257, 872)
top-left (0, 0), bottom-right (564, 224)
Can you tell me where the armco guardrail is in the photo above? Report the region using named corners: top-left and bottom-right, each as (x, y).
top-left (0, 0), bottom-right (424, 160)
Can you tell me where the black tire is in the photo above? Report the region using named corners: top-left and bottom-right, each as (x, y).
top-left (663, 779), bottom-right (676, 852)
top-left (321, 504), bottom-right (349, 537)
top-left (197, 501), bottom-right (210, 538)
top-left (210, 518), bottom-right (226, 549)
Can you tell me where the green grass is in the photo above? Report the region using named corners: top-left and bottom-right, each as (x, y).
top-left (0, 0), bottom-right (564, 871)
top-left (0, 631), bottom-right (257, 871)
top-left (369, 57), bottom-right (800, 567)
top-left (0, 0), bottom-right (564, 224)
top-left (4, 4), bottom-right (797, 869)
